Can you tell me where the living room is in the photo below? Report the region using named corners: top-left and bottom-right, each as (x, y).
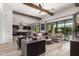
top-left (0, 3), bottom-right (79, 56)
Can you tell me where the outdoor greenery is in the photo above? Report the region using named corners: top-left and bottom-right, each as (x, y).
top-left (46, 23), bottom-right (52, 33)
top-left (33, 25), bottom-right (40, 33)
top-left (46, 19), bottom-right (72, 41)
top-left (75, 25), bottom-right (79, 32)
top-left (32, 25), bottom-right (40, 33)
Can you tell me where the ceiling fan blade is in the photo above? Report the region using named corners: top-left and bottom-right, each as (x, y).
top-left (38, 4), bottom-right (43, 13)
top-left (39, 4), bottom-right (42, 8)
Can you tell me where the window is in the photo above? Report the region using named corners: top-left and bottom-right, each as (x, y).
top-left (46, 19), bottom-right (73, 41)
top-left (35, 25), bottom-right (40, 33)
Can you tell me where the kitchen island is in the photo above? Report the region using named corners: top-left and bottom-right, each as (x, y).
top-left (70, 39), bottom-right (79, 56)
top-left (21, 39), bottom-right (46, 56)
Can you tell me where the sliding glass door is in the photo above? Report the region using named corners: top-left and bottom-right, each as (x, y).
top-left (46, 23), bottom-right (52, 33)
top-left (75, 14), bottom-right (79, 37)
top-left (64, 19), bottom-right (73, 41)
top-left (57, 21), bottom-right (65, 34)
top-left (47, 19), bottom-right (73, 41)
top-left (52, 22), bottom-right (57, 33)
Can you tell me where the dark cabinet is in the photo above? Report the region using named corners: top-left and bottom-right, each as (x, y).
top-left (70, 41), bottom-right (79, 56)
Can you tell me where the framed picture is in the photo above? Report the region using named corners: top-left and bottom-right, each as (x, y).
top-left (41, 24), bottom-right (45, 30)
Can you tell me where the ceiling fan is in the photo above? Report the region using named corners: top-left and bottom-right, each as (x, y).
top-left (38, 4), bottom-right (54, 14)
top-left (38, 4), bottom-right (44, 13)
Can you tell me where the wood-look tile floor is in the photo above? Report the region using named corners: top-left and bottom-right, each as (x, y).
top-left (45, 42), bottom-right (70, 56)
top-left (0, 42), bottom-right (21, 56)
top-left (0, 41), bottom-right (70, 56)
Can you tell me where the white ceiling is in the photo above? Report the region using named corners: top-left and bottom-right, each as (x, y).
top-left (13, 13), bottom-right (39, 25)
top-left (9, 3), bottom-right (75, 18)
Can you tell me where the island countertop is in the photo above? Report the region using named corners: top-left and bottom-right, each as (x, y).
top-left (22, 39), bottom-right (45, 44)
top-left (71, 38), bottom-right (79, 42)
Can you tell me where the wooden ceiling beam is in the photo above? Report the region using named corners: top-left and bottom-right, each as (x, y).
top-left (13, 11), bottom-right (41, 20)
top-left (23, 3), bottom-right (53, 16)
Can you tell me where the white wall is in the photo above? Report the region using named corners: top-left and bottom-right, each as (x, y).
top-left (41, 6), bottom-right (79, 22)
top-left (13, 14), bottom-right (40, 25)
top-left (0, 3), bottom-right (3, 12)
top-left (0, 4), bottom-right (3, 43)
top-left (0, 3), bottom-right (13, 44)
top-left (0, 11), bottom-right (3, 43)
